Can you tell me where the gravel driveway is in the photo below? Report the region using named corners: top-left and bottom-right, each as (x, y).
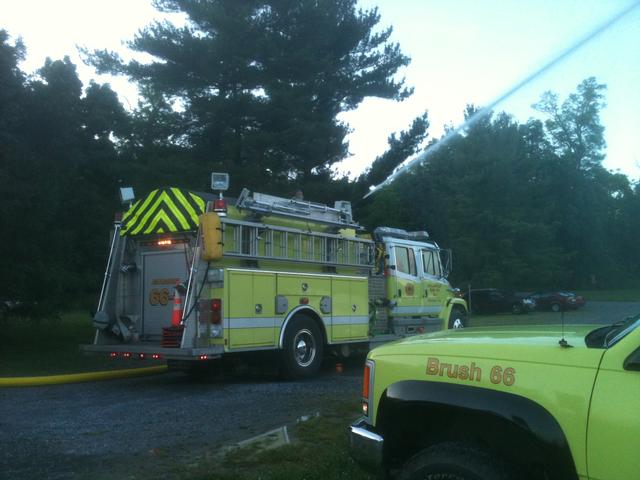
top-left (0, 362), bottom-right (362, 480)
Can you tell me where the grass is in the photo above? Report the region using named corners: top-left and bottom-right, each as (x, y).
top-left (181, 400), bottom-right (373, 480)
top-left (575, 289), bottom-right (640, 302)
top-left (0, 311), bottom-right (155, 377)
top-left (467, 311), bottom-right (565, 327)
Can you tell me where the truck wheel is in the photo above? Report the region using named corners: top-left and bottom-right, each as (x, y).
top-left (281, 315), bottom-right (324, 379)
top-left (512, 303), bottom-right (523, 314)
top-left (551, 303), bottom-right (561, 312)
top-left (448, 307), bottom-right (466, 329)
top-left (399, 442), bottom-right (513, 480)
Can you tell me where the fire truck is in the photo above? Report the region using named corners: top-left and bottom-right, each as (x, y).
top-left (83, 174), bottom-right (467, 378)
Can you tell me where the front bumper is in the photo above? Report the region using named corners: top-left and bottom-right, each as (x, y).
top-left (349, 417), bottom-right (384, 471)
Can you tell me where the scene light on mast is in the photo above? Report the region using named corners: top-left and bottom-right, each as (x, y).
top-left (211, 172), bottom-right (229, 215)
top-left (119, 187), bottom-right (135, 206)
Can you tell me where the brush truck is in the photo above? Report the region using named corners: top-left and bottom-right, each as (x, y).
top-left (349, 318), bottom-right (640, 479)
top-left (83, 174), bottom-right (467, 377)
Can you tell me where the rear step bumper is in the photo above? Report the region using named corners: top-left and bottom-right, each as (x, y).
top-left (81, 344), bottom-right (224, 360)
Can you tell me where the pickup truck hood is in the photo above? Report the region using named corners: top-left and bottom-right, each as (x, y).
top-left (370, 324), bottom-right (605, 368)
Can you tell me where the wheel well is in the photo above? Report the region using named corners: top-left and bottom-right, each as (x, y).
top-left (448, 299), bottom-right (468, 315)
top-left (279, 307), bottom-right (327, 349)
top-left (376, 383), bottom-right (578, 480)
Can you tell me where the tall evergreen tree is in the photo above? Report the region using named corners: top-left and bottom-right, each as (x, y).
top-left (85, 0), bottom-right (412, 192)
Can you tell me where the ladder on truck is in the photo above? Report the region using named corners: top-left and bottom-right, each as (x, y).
top-left (224, 189), bottom-right (375, 268)
top-left (220, 218), bottom-right (374, 267)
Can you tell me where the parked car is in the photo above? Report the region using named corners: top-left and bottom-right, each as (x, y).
top-left (463, 288), bottom-right (536, 314)
top-left (529, 291), bottom-right (585, 312)
top-left (559, 290), bottom-right (586, 308)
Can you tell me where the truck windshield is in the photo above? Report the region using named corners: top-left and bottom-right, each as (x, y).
top-left (586, 315), bottom-right (640, 348)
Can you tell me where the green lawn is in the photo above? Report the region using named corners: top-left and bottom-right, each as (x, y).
top-left (575, 289), bottom-right (640, 302)
top-left (0, 311), bottom-right (155, 377)
top-left (467, 311), bottom-right (564, 327)
top-left (181, 400), bottom-right (373, 480)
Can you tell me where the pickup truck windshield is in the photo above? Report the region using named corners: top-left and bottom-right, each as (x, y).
top-left (586, 315), bottom-right (640, 348)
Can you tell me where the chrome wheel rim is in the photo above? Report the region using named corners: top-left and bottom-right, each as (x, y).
top-left (452, 318), bottom-right (464, 329)
top-left (293, 329), bottom-right (316, 367)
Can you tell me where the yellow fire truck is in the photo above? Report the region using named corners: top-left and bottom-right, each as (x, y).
top-left (83, 174), bottom-right (467, 378)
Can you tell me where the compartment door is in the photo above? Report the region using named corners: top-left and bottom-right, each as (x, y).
top-left (142, 251), bottom-right (188, 339)
top-left (331, 278), bottom-right (352, 341)
top-left (331, 277), bottom-right (368, 342)
top-left (228, 270), bottom-right (276, 348)
top-left (349, 277), bottom-right (369, 340)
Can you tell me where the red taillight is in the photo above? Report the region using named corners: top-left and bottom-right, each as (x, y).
top-left (199, 354), bottom-right (209, 361)
top-left (213, 198), bottom-right (227, 214)
top-left (109, 352), bottom-right (118, 358)
top-left (123, 352), bottom-right (131, 359)
top-left (152, 354), bottom-right (161, 360)
top-left (211, 298), bottom-right (222, 324)
top-left (138, 353), bottom-right (146, 359)
top-left (300, 297), bottom-right (309, 305)
top-left (362, 363), bottom-right (371, 399)
top-left (114, 212), bottom-right (123, 222)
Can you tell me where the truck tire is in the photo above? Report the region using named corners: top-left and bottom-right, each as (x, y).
top-left (551, 303), bottom-right (561, 312)
top-left (398, 442), bottom-right (513, 480)
top-left (448, 306), bottom-right (466, 329)
top-left (281, 315), bottom-right (324, 379)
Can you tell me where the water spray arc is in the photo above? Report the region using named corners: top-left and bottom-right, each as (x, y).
top-left (364, 1), bottom-right (640, 199)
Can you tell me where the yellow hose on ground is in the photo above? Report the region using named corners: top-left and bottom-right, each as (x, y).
top-left (0, 365), bottom-right (168, 387)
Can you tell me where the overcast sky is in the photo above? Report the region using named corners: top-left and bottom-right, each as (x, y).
top-left (2, 0), bottom-right (639, 180)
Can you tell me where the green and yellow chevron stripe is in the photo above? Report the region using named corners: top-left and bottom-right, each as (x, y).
top-left (121, 187), bottom-right (206, 236)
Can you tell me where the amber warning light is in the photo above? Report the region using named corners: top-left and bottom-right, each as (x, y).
top-left (157, 239), bottom-right (173, 246)
top-left (362, 363), bottom-right (371, 416)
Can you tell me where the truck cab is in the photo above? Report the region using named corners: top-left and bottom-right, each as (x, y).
top-left (374, 228), bottom-right (464, 334)
top-left (349, 316), bottom-right (640, 479)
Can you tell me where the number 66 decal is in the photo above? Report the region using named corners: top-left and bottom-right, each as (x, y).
top-left (149, 288), bottom-right (170, 306)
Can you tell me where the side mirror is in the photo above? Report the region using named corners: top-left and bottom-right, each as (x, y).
top-left (624, 347), bottom-right (640, 372)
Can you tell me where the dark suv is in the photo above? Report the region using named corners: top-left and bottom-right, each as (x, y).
top-left (463, 288), bottom-right (535, 314)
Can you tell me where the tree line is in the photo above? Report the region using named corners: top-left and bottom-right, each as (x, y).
top-left (1, 0), bottom-right (638, 314)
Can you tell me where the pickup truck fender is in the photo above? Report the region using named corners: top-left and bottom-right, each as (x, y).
top-left (377, 380), bottom-right (578, 480)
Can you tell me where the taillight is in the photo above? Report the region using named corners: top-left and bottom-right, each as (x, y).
top-left (211, 298), bottom-right (222, 324)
